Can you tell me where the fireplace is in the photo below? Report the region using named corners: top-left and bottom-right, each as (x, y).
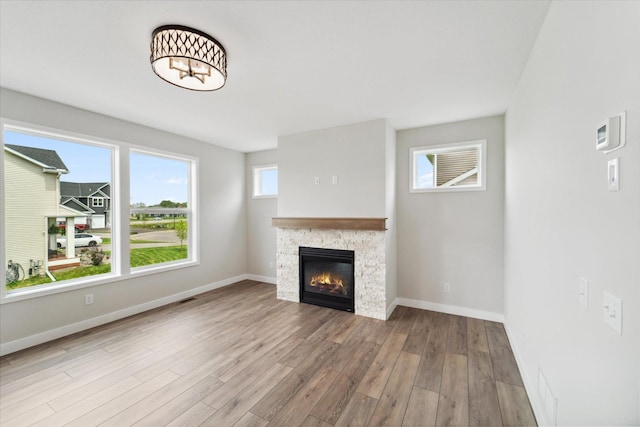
top-left (299, 246), bottom-right (355, 313)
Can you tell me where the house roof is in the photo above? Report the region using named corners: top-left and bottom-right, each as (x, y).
top-left (5, 144), bottom-right (69, 173)
top-left (60, 182), bottom-right (110, 198)
top-left (60, 197), bottom-right (93, 214)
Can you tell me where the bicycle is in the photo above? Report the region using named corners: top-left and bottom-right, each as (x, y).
top-left (6, 260), bottom-right (25, 284)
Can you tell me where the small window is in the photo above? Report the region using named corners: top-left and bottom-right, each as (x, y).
top-left (410, 140), bottom-right (486, 192)
top-left (253, 164), bottom-right (278, 197)
top-left (92, 197), bottom-right (104, 207)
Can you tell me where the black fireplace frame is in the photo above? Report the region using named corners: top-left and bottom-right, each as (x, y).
top-left (299, 246), bottom-right (355, 313)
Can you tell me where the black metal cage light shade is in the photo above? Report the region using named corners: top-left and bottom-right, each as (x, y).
top-left (150, 25), bottom-right (227, 91)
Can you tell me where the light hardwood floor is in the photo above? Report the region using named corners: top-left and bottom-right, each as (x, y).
top-left (0, 280), bottom-right (536, 426)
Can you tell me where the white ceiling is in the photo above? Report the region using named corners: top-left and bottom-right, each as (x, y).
top-left (0, 1), bottom-right (550, 153)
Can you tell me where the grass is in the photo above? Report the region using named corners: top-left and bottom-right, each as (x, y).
top-left (6, 246), bottom-right (188, 290)
top-left (7, 264), bottom-right (111, 290)
top-left (131, 246), bottom-right (188, 267)
top-left (100, 238), bottom-right (163, 245)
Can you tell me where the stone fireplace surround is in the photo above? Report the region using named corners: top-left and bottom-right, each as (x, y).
top-left (273, 217), bottom-right (387, 320)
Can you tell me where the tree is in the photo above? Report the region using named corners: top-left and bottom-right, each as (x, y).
top-left (175, 220), bottom-right (188, 250)
top-left (159, 200), bottom-right (179, 208)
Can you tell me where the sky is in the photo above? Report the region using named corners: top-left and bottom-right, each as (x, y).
top-left (416, 154), bottom-right (434, 188)
top-left (260, 168), bottom-right (278, 195)
top-left (5, 131), bottom-right (188, 206)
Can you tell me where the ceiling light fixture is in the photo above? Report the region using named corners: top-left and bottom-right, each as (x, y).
top-left (150, 25), bottom-right (227, 91)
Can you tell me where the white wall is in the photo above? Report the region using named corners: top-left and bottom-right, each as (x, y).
top-left (277, 119), bottom-right (397, 315)
top-left (396, 115), bottom-right (505, 319)
top-left (246, 149), bottom-right (278, 282)
top-left (0, 88), bottom-right (248, 350)
top-left (278, 120), bottom-right (388, 218)
top-left (504, 2), bottom-right (640, 425)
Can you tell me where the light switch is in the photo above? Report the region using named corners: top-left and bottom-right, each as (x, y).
top-left (314, 177), bottom-right (320, 185)
top-left (602, 291), bottom-right (622, 335)
top-left (332, 176), bottom-right (338, 184)
top-left (608, 158), bottom-right (619, 191)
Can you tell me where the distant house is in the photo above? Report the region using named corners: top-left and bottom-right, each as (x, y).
top-left (60, 182), bottom-right (111, 229)
top-left (4, 144), bottom-right (82, 274)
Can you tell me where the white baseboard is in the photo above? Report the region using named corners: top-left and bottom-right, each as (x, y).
top-left (503, 321), bottom-right (546, 426)
top-left (247, 274), bottom-right (276, 285)
top-left (386, 299), bottom-right (398, 320)
top-left (395, 297), bottom-right (504, 323)
top-left (0, 274), bottom-right (248, 356)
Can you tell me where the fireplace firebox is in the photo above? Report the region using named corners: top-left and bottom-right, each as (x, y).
top-left (299, 246), bottom-right (355, 312)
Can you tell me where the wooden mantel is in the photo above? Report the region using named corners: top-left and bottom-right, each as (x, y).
top-left (272, 217), bottom-right (387, 231)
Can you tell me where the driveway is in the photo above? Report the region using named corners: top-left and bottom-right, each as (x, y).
top-left (131, 230), bottom-right (180, 244)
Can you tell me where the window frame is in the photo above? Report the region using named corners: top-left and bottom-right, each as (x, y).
top-left (1, 119), bottom-right (199, 304)
top-left (92, 197), bottom-right (104, 207)
top-left (129, 148), bottom-right (199, 273)
top-left (252, 164), bottom-right (278, 198)
top-left (409, 139), bottom-right (487, 193)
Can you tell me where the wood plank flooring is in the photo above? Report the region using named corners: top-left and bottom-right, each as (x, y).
top-left (0, 280), bottom-right (537, 426)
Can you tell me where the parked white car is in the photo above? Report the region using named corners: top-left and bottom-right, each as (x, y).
top-left (57, 233), bottom-right (102, 249)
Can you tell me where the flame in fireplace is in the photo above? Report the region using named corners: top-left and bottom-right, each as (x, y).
top-left (309, 272), bottom-right (347, 296)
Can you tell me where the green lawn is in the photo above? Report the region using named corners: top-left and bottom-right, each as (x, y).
top-left (131, 246), bottom-right (188, 267)
top-left (7, 246), bottom-right (188, 290)
top-left (101, 237), bottom-right (163, 245)
top-left (7, 264), bottom-right (111, 290)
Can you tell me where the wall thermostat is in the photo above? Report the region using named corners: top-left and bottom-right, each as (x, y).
top-left (596, 112), bottom-right (626, 153)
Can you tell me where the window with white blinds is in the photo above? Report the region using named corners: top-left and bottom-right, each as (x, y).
top-left (410, 140), bottom-right (487, 192)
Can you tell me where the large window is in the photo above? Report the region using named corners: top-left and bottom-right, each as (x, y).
top-left (3, 126), bottom-right (114, 293)
top-left (253, 164), bottom-right (278, 197)
top-left (2, 121), bottom-right (198, 300)
top-left (129, 150), bottom-right (195, 270)
top-left (410, 140), bottom-right (487, 192)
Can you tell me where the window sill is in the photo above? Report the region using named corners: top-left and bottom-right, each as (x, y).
top-left (1, 259), bottom-right (199, 304)
top-left (409, 185), bottom-right (486, 193)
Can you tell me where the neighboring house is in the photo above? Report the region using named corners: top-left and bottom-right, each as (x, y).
top-left (3, 144), bottom-right (81, 275)
top-left (60, 182), bottom-right (111, 229)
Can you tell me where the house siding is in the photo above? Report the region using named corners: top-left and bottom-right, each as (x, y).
top-left (4, 152), bottom-right (59, 273)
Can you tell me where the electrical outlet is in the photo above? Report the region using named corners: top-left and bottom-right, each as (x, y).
top-left (578, 277), bottom-right (588, 309)
top-left (268, 262), bottom-right (273, 269)
top-left (443, 283), bottom-right (450, 293)
top-left (85, 294), bottom-right (94, 305)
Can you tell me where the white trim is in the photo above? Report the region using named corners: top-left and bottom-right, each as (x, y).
top-left (503, 322), bottom-right (545, 426)
top-left (396, 297), bottom-right (504, 322)
top-left (247, 274), bottom-right (276, 284)
top-left (252, 163), bottom-right (278, 198)
top-left (409, 139), bottom-right (487, 193)
top-left (440, 167), bottom-right (479, 187)
top-left (2, 259), bottom-right (199, 304)
top-left (61, 197), bottom-right (93, 213)
top-left (3, 145), bottom-right (69, 173)
top-left (0, 274), bottom-right (248, 356)
top-left (386, 298), bottom-right (398, 320)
